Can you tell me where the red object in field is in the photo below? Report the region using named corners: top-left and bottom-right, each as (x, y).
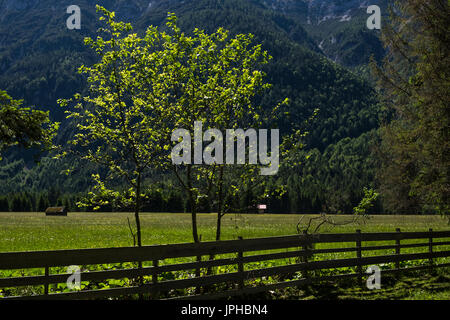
top-left (257, 204), bottom-right (267, 213)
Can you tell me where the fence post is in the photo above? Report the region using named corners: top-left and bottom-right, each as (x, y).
top-left (44, 266), bottom-right (49, 295)
top-left (152, 259), bottom-right (159, 299)
top-left (237, 236), bottom-right (245, 290)
top-left (429, 228), bottom-right (434, 272)
top-left (302, 230), bottom-right (310, 281)
top-left (396, 228), bottom-right (401, 275)
top-left (195, 255), bottom-right (202, 294)
top-left (356, 230), bottom-right (363, 287)
top-left (138, 260), bottom-right (143, 300)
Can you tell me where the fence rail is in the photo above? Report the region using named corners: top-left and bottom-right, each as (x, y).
top-left (1, 228), bottom-right (449, 300)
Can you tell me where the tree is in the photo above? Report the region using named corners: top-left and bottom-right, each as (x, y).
top-left (371, 0), bottom-right (449, 217)
top-left (60, 6), bottom-right (295, 247)
top-left (11, 195), bottom-right (22, 212)
top-left (157, 17), bottom-right (288, 242)
top-left (353, 187), bottom-right (379, 216)
top-left (0, 90), bottom-right (58, 160)
top-left (112, 10), bottom-right (285, 243)
top-left (58, 7), bottom-right (167, 247)
top-left (0, 196), bottom-right (9, 212)
top-left (37, 193), bottom-right (50, 212)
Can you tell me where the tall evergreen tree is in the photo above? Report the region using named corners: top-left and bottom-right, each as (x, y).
top-left (37, 193), bottom-right (50, 212)
top-left (0, 196), bottom-right (9, 211)
top-left (372, 0), bottom-right (449, 216)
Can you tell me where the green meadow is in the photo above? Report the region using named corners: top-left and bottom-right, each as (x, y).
top-left (1, 212), bottom-right (449, 299)
top-left (1, 212), bottom-right (449, 252)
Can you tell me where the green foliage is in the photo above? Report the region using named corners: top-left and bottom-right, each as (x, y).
top-left (0, 90), bottom-right (58, 160)
top-left (353, 187), bottom-right (379, 216)
top-left (58, 6), bottom-right (177, 245)
top-left (57, 6), bottom-right (291, 244)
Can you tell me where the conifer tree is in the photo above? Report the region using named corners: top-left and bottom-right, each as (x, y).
top-left (372, 0), bottom-right (449, 216)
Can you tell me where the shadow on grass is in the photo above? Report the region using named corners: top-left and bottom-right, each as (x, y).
top-left (235, 268), bottom-right (450, 300)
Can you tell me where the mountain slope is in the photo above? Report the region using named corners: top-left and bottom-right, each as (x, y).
top-left (260, 0), bottom-right (388, 67)
top-left (0, 0), bottom-right (379, 145)
top-left (0, 0), bottom-right (381, 213)
top-left (0, 0), bottom-right (155, 117)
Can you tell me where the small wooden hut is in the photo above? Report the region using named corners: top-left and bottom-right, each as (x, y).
top-left (45, 207), bottom-right (68, 216)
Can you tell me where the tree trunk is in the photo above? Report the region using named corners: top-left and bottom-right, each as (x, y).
top-left (187, 166), bottom-right (199, 243)
top-left (134, 172), bottom-right (143, 300)
top-left (135, 172), bottom-right (142, 247)
top-left (215, 166), bottom-right (225, 241)
top-left (207, 166), bottom-right (224, 278)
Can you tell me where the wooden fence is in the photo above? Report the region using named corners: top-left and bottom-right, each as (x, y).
top-left (1, 229), bottom-right (450, 300)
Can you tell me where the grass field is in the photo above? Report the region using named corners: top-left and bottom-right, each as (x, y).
top-left (1, 212), bottom-right (449, 299)
top-left (0, 212), bottom-right (448, 252)
top-left (1, 212), bottom-right (449, 252)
